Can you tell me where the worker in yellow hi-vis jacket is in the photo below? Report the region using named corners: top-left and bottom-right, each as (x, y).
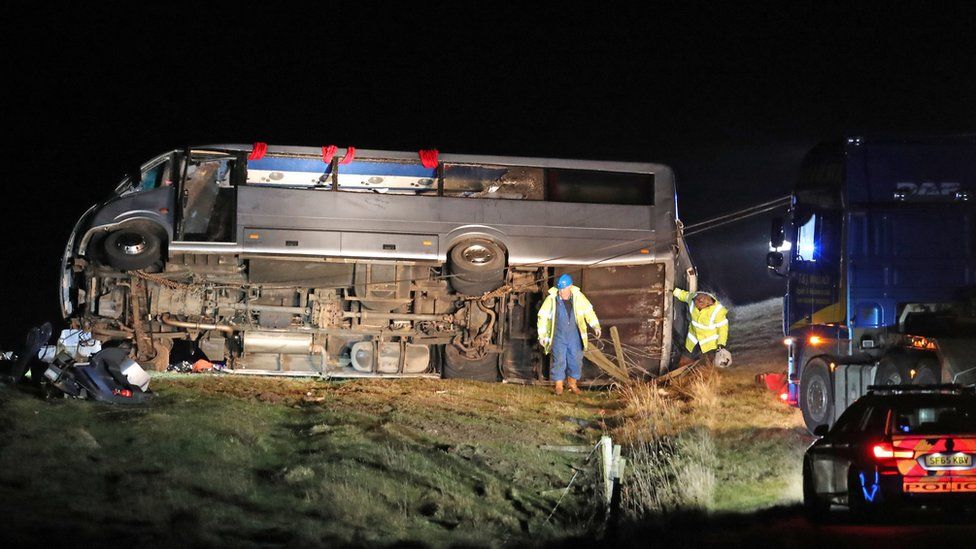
top-left (537, 274), bottom-right (601, 395)
top-left (673, 287), bottom-right (731, 368)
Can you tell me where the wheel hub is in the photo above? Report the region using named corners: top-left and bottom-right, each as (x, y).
top-left (807, 378), bottom-right (827, 420)
top-left (462, 244), bottom-right (493, 264)
top-left (115, 233), bottom-right (147, 256)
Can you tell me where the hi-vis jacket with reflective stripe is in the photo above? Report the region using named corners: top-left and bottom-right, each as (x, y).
top-left (537, 286), bottom-right (601, 355)
top-left (673, 288), bottom-right (728, 353)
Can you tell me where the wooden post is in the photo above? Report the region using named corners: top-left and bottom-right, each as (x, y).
top-left (610, 326), bottom-right (627, 377)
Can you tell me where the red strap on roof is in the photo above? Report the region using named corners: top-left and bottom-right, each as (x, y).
top-left (419, 149), bottom-right (439, 169)
top-left (339, 146), bottom-right (356, 165)
top-left (248, 142), bottom-right (268, 161)
top-left (322, 145), bottom-right (337, 164)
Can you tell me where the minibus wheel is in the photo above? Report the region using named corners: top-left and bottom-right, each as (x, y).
top-left (442, 344), bottom-right (500, 381)
top-left (103, 227), bottom-right (162, 271)
top-left (448, 238), bottom-right (505, 295)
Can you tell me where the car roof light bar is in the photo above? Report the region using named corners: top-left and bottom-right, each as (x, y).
top-left (866, 384), bottom-right (974, 395)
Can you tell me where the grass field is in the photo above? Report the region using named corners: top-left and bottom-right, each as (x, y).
top-left (0, 376), bottom-right (619, 546)
top-left (712, 299), bottom-right (808, 511)
top-left (0, 299), bottom-right (809, 546)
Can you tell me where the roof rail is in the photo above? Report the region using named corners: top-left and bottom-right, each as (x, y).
top-left (866, 384), bottom-right (975, 395)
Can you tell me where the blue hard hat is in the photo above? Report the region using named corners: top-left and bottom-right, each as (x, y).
top-left (556, 274), bottom-right (573, 289)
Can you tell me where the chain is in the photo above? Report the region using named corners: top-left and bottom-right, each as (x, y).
top-left (132, 270), bottom-right (193, 290)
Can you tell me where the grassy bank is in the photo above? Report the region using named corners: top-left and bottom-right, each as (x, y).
top-left (0, 376), bottom-right (613, 547)
top-left (611, 298), bottom-right (808, 517)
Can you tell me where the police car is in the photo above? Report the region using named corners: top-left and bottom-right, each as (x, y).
top-left (803, 385), bottom-right (976, 519)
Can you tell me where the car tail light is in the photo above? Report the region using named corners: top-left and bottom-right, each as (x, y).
top-left (872, 442), bottom-right (913, 461)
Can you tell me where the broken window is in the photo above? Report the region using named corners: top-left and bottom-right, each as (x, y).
top-left (139, 156), bottom-right (174, 190)
top-left (442, 164), bottom-right (544, 200)
top-left (178, 158), bottom-right (236, 242)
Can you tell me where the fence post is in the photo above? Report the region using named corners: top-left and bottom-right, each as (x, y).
top-left (599, 435), bottom-right (613, 505)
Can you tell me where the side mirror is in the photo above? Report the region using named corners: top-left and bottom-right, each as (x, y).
top-left (770, 217), bottom-right (785, 248)
top-left (813, 424), bottom-right (829, 437)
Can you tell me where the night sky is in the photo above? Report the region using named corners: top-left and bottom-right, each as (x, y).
top-left (3, 3), bottom-right (974, 349)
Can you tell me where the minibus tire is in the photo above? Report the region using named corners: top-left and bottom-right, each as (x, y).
top-left (449, 239), bottom-right (504, 276)
top-left (442, 344), bottom-right (500, 381)
top-left (103, 228), bottom-right (162, 271)
top-left (450, 272), bottom-right (505, 296)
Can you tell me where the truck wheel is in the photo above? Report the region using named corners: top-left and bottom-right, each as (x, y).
top-left (874, 357), bottom-right (906, 385)
top-left (103, 227), bottom-right (162, 271)
top-left (912, 358), bottom-right (939, 385)
top-left (448, 239), bottom-right (505, 295)
top-left (442, 344), bottom-right (500, 381)
top-left (800, 358), bottom-right (833, 433)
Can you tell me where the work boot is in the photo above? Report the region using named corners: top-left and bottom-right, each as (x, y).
top-left (554, 381), bottom-right (564, 395)
top-left (567, 378), bottom-right (581, 395)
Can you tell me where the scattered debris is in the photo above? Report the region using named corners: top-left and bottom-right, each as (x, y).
top-left (0, 322), bottom-right (52, 384)
top-left (539, 445), bottom-right (593, 453)
top-left (167, 359), bottom-right (225, 374)
top-left (307, 424), bottom-right (332, 436)
top-left (755, 372), bottom-right (788, 399)
top-left (584, 326), bottom-right (664, 384)
top-left (167, 361), bottom-right (194, 373)
top-left (1, 323), bottom-right (151, 405)
top-left (44, 347), bottom-right (153, 404)
top-left (282, 465), bottom-right (315, 484)
top-left (192, 359), bottom-right (215, 373)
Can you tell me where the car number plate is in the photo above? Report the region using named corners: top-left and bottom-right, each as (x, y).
top-left (924, 453), bottom-right (972, 468)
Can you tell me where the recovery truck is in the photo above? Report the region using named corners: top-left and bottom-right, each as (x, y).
top-left (767, 134), bottom-right (976, 432)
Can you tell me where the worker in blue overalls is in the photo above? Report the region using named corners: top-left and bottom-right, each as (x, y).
top-left (537, 274), bottom-right (601, 395)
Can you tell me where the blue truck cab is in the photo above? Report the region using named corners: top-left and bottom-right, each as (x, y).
top-left (768, 135), bottom-right (976, 432)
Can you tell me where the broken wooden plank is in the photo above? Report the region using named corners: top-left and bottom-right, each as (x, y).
top-left (584, 348), bottom-right (630, 383)
top-left (584, 348), bottom-right (631, 383)
top-left (610, 326), bottom-right (627, 377)
top-left (655, 358), bottom-right (704, 382)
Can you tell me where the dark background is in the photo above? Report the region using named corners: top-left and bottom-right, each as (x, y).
top-left (3, 3), bottom-right (974, 349)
